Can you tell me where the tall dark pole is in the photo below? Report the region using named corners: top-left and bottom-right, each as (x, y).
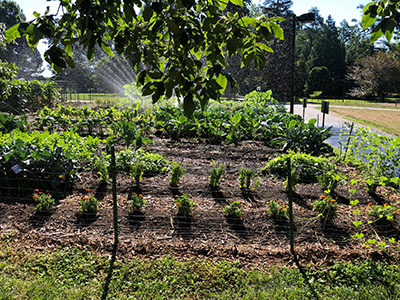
top-left (290, 15), bottom-right (296, 114)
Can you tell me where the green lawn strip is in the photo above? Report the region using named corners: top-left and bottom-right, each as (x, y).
top-left (1, 241), bottom-right (400, 299)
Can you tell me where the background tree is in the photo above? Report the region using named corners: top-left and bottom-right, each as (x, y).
top-left (0, 0), bottom-right (43, 79)
top-left (296, 9), bottom-right (346, 97)
top-left (305, 66), bottom-right (334, 97)
top-left (346, 51), bottom-right (400, 101)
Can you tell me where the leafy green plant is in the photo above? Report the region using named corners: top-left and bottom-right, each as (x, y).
top-left (209, 161), bottom-right (224, 188)
top-left (130, 160), bottom-right (145, 186)
top-left (115, 149), bottom-right (169, 175)
top-left (93, 154), bottom-right (109, 183)
top-left (268, 199), bottom-right (288, 220)
top-left (80, 196), bottom-right (99, 214)
top-left (368, 203), bottom-right (398, 225)
top-left (174, 194), bottom-right (196, 217)
top-left (239, 168), bottom-right (257, 189)
top-left (33, 190), bottom-right (55, 211)
top-left (312, 195), bottom-right (338, 223)
top-left (170, 162), bottom-right (186, 187)
top-left (223, 201), bottom-right (244, 223)
top-left (262, 152), bottom-right (333, 183)
top-left (317, 169), bottom-right (341, 194)
top-left (129, 193), bottom-right (146, 212)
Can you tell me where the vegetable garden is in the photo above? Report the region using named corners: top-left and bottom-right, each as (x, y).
top-left (1, 94), bottom-right (400, 270)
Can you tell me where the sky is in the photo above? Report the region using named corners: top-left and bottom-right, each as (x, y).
top-left (15, 0), bottom-right (367, 25)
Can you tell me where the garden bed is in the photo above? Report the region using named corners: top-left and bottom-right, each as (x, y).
top-left (1, 137), bottom-right (400, 268)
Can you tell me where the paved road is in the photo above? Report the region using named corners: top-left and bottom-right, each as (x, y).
top-left (284, 104), bottom-right (357, 148)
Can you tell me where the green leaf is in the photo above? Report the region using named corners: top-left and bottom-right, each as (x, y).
top-left (143, 7), bottom-right (153, 21)
top-left (167, 20), bottom-right (180, 35)
top-left (218, 0), bottom-right (228, 11)
top-left (361, 11), bottom-right (377, 29)
top-left (101, 42), bottom-right (114, 56)
top-left (5, 24), bottom-right (21, 43)
top-left (255, 42), bottom-right (273, 52)
top-left (216, 73), bottom-right (227, 92)
top-left (270, 22), bottom-right (284, 40)
top-left (230, 0), bottom-right (243, 6)
top-left (183, 95), bottom-right (195, 118)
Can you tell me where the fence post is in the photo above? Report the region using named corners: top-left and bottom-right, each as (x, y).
top-left (287, 157), bottom-right (294, 254)
top-left (111, 145), bottom-right (118, 245)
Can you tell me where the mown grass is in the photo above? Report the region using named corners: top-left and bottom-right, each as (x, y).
top-left (329, 107), bottom-right (400, 136)
top-left (1, 236), bottom-right (400, 299)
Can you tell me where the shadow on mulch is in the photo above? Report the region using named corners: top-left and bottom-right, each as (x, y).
top-left (211, 188), bottom-right (228, 205)
top-left (272, 218), bottom-right (293, 232)
top-left (321, 222), bottom-right (352, 245)
top-left (28, 210), bottom-right (53, 228)
top-left (173, 215), bottom-right (194, 240)
top-left (128, 211), bottom-right (145, 229)
top-left (292, 193), bottom-right (313, 210)
top-left (241, 189), bottom-right (260, 207)
top-left (76, 212), bottom-right (98, 227)
top-left (94, 182), bottom-right (108, 201)
top-left (226, 217), bottom-right (248, 239)
top-left (373, 223), bottom-right (400, 239)
top-left (369, 192), bottom-right (386, 205)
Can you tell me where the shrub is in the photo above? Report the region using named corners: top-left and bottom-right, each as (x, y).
top-left (130, 160), bottom-right (145, 186)
top-left (33, 190), bottom-right (55, 211)
top-left (115, 149), bottom-right (169, 175)
top-left (170, 162), bottom-right (186, 187)
top-left (239, 168), bottom-right (258, 189)
top-left (223, 201), bottom-right (244, 222)
top-left (93, 154), bottom-right (109, 183)
top-left (262, 152), bottom-right (334, 183)
top-left (80, 196), bottom-right (99, 214)
top-left (268, 199), bottom-right (288, 220)
top-left (209, 161), bottom-right (224, 188)
top-left (174, 194), bottom-right (196, 217)
top-left (312, 195), bottom-right (338, 223)
top-left (317, 169), bottom-right (341, 194)
top-left (129, 193), bottom-right (146, 211)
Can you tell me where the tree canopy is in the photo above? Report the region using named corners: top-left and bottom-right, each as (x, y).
top-left (362, 0), bottom-right (400, 43)
top-left (5, 0), bottom-right (284, 116)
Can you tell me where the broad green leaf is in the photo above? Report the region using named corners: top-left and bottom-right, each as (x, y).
top-left (101, 43), bottom-right (114, 57)
top-left (143, 7), bottom-right (153, 21)
top-left (230, 0), bottom-right (243, 6)
top-left (256, 42), bottom-right (273, 52)
top-left (216, 73), bottom-right (227, 92)
top-left (183, 95), bottom-right (195, 118)
top-left (218, 0), bottom-right (228, 11)
top-left (361, 12), bottom-right (377, 29)
top-left (308, 118), bottom-right (316, 126)
top-left (288, 119), bottom-right (297, 128)
top-left (5, 24), bottom-right (21, 43)
top-left (270, 22), bottom-right (284, 40)
top-left (240, 17), bottom-right (255, 27)
top-left (167, 20), bottom-right (180, 35)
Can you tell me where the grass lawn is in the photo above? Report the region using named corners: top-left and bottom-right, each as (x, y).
top-left (1, 242), bottom-right (400, 299)
top-left (329, 107), bottom-right (400, 136)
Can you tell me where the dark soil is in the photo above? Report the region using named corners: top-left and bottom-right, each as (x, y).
top-left (1, 137), bottom-right (400, 268)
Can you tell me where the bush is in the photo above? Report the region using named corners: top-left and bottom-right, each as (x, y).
top-left (368, 203), bottom-right (398, 225)
top-left (80, 196), bottom-right (99, 214)
top-left (33, 190), bottom-right (55, 211)
top-left (268, 199), bottom-right (288, 220)
top-left (174, 194), bottom-right (196, 217)
top-left (262, 152), bottom-right (334, 183)
top-left (223, 201), bottom-right (244, 223)
top-left (129, 193), bottom-right (146, 212)
top-left (312, 195), bottom-right (338, 223)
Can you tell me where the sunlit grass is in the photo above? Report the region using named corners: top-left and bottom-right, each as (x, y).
top-left (330, 107), bottom-right (400, 136)
top-left (1, 240), bottom-right (400, 299)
